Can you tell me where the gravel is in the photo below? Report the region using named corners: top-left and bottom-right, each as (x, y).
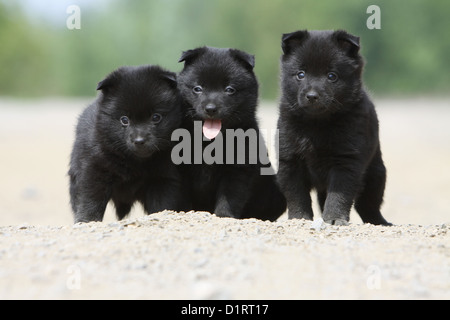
top-left (1, 210), bottom-right (448, 299)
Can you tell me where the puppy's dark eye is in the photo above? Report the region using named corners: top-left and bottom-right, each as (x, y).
top-left (151, 113), bottom-right (162, 123)
top-left (327, 72), bottom-right (338, 82)
top-left (193, 86), bottom-right (203, 94)
top-left (296, 71), bottom-right (306, 80)
top-left (225, 86), bottom-right (236, 95)
top-left (120, 116), bottom-right (130, 127)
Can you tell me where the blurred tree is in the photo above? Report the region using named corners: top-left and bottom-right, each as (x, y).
top-left (0, 0), bottom-right (449, 99)
top-left (0, 3), bottom-right (53, 96)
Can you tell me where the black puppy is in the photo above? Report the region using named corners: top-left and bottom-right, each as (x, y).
top-left (277, 30), bottom-right (390, 225)
top-left (69, 65), bottom-right (186, 223)
top-left (176, 46), bottom-right (286, 221)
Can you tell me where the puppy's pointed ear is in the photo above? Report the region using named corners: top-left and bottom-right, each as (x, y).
top-left (160, 71), bottom-right (177, 88)
top-left (96, 69), bottom-right (122, 92)
top-left (96, 78), bottom-right (112, 91)
top-left (334, 30), bottom-right (360, 57)
top-left (178, 47), bottom-right (207, 65)
top-left (230, 49), bottom-right (255, 70)
top-left (281, 30), bottom-right (309, 55)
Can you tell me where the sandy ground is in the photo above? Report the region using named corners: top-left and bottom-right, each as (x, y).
top-left (0, 97), bottom-right (449, 299)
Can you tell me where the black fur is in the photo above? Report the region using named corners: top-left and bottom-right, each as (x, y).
top-left (177, 46), bottom-right (286, 221)
top-left (69, 65), bottom-right (186, 223)
top-left (277, 30), bottom-right (390, 226)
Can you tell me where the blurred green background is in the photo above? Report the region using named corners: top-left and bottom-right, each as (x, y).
top-left (0, 0), bottom-right (449, 100)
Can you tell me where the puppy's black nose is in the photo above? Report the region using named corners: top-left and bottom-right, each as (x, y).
top-left (306, 91), bottom-right (319, 102)
top-left (133, 136), bottom-right (145, 145)
top-left (205, 104), bottom-right (217, 115)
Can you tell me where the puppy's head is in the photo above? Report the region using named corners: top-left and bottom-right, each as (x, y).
top-left (96, 65), bottom-right (181, 158)
top-left (280, 30), bottom-right (364, 116)
top-left (177, 46), bottom-right (258, 139)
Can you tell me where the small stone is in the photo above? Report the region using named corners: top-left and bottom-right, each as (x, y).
top-left (310, 218), bottom-right (327, 231)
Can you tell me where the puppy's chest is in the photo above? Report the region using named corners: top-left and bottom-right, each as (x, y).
top-left (191, 164), bottom-right (220, 190)
top-left (293, 127), bottom-right (356, 165)
top-left (294, 130), bottom-right (334, 158)
top-left (112, 178), bottom-right (143, 201)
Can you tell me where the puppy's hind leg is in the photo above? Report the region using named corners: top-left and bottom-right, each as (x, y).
top-left (317, 190), bottom-right (327, 213)
top-left (113, 201), bottom-right (133, 220)
top-left (355, 149), bottom-right (391, 226)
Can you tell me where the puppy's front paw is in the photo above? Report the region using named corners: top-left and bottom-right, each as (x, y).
top-left (324, 218), bottom-right (349, 226)
top-left (288, 210), bottom-right (313, 220)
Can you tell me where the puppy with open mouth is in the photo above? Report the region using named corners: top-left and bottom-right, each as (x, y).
top-left (177, 46), bottom-right (286, 221)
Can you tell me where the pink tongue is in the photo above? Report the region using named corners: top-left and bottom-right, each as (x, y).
top-left (203, 119), bottom-right (222, 139)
